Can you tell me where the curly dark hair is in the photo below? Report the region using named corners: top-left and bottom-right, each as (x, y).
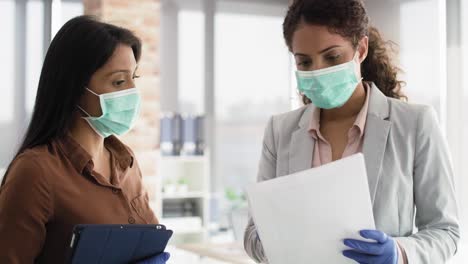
top-left (284, 0), bottom-right (406, 105)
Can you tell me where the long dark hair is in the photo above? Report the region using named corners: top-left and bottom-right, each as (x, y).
top-left (2, 15), bottom-right (141, 186)
top-left (283, 0), bottom-right (406, 105)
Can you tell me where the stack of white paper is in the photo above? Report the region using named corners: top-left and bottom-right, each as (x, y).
top-left (246, 153), bottom-right (375, 264)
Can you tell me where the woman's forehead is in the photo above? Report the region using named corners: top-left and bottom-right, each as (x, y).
top-left (291, 23), bottom-right (351, 54)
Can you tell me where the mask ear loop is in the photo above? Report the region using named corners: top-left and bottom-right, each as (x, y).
top-left (85, 87), bottom-right (100, 96)
top-left (77, 105), bottom-right (92, 117)
top-left (77, 87), bottom-right (100, 117)
top-left (353, 48), bottom-right (360, 62)
top-left (352, 49), bottom-right (364, 83)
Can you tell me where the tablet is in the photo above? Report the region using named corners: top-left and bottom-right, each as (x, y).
top-left (68, 224), bottom-right (173, 264)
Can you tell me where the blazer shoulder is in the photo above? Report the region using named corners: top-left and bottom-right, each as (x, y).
top-left (387, 97), bottom-right (435, 122)
top-left (269, 105), bottom-right (309, 132)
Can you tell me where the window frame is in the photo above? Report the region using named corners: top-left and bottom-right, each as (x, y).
top-left (160, 0), bottom-right (290, 194)
top-left (0, 0), bottom-right (80, 168)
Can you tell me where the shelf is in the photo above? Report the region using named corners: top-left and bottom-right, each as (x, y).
top-left (161, 216), bottom-right (204, 234)
top-left (162, 192), bottom-right (206, 199)
top-left (170, 229), bottom-right (206, 235)
top-left (156, 149), bottom-right (210, 245)
top-left (160, 155), bottom-right (208, 163)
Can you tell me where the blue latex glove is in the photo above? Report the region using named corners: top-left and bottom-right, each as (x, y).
top-left (137, 252), bottom-right (170, 264)
top-left (343, 230), bottom-right (398, 264)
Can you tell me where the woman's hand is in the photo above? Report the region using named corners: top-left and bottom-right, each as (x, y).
top-left (343, 229), bottom-right (398, 264)
top-left (137, 252), bottom-right (170, 264)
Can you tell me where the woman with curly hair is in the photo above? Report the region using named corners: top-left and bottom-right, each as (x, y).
top-left (244, 0), bottom-right (459, 263)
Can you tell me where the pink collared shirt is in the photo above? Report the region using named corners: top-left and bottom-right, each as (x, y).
top-left (308, 87), bottom-right (369, 167)
top-left (308, 83), bottom-right (407, 264)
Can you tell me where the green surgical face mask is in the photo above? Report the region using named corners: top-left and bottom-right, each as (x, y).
top-left (78, 87), bottom-right (141, 138)
top-left (295, 53), bottom-right (362, 109)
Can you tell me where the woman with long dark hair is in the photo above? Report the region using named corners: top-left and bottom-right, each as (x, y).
top-left (244, 0), bottom-right (459, 263)
top-left (0, 16), bottom-right (169, 263)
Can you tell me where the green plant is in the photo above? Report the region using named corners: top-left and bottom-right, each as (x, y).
top-left (178, 178), bottom-right (188, 185)
top-left (225, 187), bottom-right (247, 209)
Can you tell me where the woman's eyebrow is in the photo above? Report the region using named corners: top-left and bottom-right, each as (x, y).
top-left (106, 70), bottom-right (131, 77)
top-left (294, 45), bottom-right (342, 57)
top-left (294, 53), bottom-right (310, 57)
top-left (106, 66), bottom-right (139, 77)
top-left (318, 45), bottom-right (341, 54)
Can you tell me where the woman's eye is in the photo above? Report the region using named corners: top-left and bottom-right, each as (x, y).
top-left (326, 54), bottom-right (341, 61)
top-left (297, 61), bottom-right (311, 67)
top-left (132, 75), bottom-right (140, 79)
top-left (114, 80), bottom-right (125, 86)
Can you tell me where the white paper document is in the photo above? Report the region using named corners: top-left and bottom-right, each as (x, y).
top-left (246, 153), bottom-right (375, 264)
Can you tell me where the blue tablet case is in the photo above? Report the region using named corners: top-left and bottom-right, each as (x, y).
top-left (68, 224), bottom-right (173, 264)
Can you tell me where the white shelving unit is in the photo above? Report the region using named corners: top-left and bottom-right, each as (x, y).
top-left (152, 151), bottom-right (210, 245)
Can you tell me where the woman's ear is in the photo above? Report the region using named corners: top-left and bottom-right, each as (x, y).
top-left (357, 36), bottom-right (369, 63)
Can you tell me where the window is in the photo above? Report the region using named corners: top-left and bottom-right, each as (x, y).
top-left (214, 8), bottom-right (291, 191)
top-left (178, 10), bottom-right (205, 114)
top-left (168, 1), bottom-right (292, 193)
top-left (0, 0), bottom-right (17, 168)
top-left (162, 0), bottom-right (292, 224)
top-left (26, 0), bottom-right (83, 113)
top-left (399, 0), bottom-right (445, 117)
top-left (26, 0), bottom-right (83, 111)
top-left (0, 0), bottom-right (83, 168)
top-left (61, 0), bottom-right (83, 24)
top-left (26, 0), bottom-right (45, 112)
top-left (0, 0), bottom-right (15, 123)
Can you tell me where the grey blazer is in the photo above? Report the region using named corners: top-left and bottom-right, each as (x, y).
top-left (244, 83), bottom-right (460, 263)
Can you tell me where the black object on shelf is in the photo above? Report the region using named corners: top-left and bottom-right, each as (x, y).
top-left (162, 200), bottom-right (198, 218)
top-left (160, 113), bottom-right (183, 156)
top-left (181, 114), bottom-right (205, 156)
top-left (195, 115), bottom-right (205, 155)
top-left (161, 112), bottom-right (205, 156)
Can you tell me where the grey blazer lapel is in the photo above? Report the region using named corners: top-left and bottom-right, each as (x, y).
top-left (363, 83), bottom-right (392, 204)
top-left (289, 105), bottom-right (315, 174)
top-left (287, 83), bottom-right (391, 204)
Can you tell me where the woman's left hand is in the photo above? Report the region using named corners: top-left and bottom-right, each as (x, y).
top-left (343, 229), bottom-right (398, 264)
top-left (137, 252), bottom-right (170, 264)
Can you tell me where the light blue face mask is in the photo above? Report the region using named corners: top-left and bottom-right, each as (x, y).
top-left (295, 53), bottom-right (362, 109)
top-left (78, 87), bottom-right (141, 138)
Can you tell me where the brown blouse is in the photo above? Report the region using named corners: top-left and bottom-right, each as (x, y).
top-left (0, 135), bottom-right (158, 264)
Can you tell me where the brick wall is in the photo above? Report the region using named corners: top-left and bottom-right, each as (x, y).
top-left (83, 0), bottom-right (161, 186)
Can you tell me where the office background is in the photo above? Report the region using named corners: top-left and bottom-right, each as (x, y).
top-left (0, 0), bottom-right (467, 263)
